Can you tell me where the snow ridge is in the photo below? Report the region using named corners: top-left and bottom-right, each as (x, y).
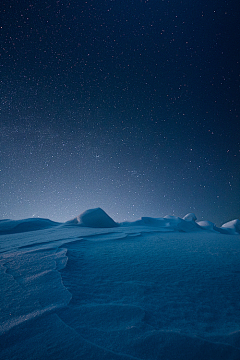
top-left (0, 208), bottom-right (239, 235)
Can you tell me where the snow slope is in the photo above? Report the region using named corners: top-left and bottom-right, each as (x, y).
top-left (0, 209), bottom-right (240, 359)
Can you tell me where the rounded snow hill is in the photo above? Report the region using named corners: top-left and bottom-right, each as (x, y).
top-left (221, 219), bottom-right (240, 235)
top-left (0, 218), bottom-right (60, 235)
top-left (66, 208), bottom-right (119, 228)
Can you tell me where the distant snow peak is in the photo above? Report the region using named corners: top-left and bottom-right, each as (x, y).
top-left (66, 207), bottom-right (119, 228)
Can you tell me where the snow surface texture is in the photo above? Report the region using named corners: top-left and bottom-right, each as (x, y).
top-left (0, 208), bottom-right (240, 359)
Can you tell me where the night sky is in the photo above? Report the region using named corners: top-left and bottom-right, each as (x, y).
top-left (1, 0), bottom-right (239, 225)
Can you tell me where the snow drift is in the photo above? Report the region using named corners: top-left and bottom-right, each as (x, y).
top-left (0, 218), bottom-right (60, 235)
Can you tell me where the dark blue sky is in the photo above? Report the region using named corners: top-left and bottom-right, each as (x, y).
top-left (1, 0), bottom-right (239, 224)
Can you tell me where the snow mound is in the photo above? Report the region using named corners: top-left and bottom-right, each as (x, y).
top-left (66, 208), bottom-right (119, 228)
top-left (221, 219), bottom-right (240, 235)
top-left (0, 218), bottom-right (60, 235)
top-left (122, 217), bottom-right (173, 229)
top-left (183, 213), bottom-right (197, 222)
top-left (197, 221), bottom-right (217, 231)
top-left (121, 212), bottom-right (240, 234)
top-left (122, 214), bottom-right (200, 232)
top-left (163, 215), bottom-right (200, 232)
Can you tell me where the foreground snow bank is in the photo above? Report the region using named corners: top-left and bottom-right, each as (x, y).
top-left (0, 225), bottom-right (240, 360)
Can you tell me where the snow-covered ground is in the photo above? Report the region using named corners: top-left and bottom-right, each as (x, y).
top-left (1, 208), bottom-right (240, 359)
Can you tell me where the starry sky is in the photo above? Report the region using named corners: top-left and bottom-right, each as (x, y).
top-left (1, 0), bottom-right (239, 225)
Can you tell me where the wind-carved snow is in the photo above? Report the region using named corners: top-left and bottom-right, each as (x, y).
top-left (0, 208), bottom-right (240, 359)
top-left (0, 248), bottom-right (71, 335)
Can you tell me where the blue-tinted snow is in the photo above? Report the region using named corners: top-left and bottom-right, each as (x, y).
top-left (1, 208), bottom-right (240, 235)
top-left (0, 209), bottom-right (240, 359)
